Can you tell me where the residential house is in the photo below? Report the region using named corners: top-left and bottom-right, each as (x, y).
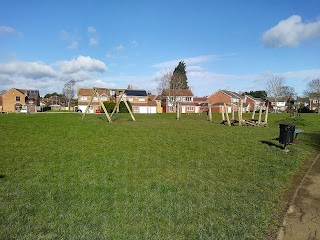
top-left (149, 94), bottom-right (163, 113)
top-left (78, 88), bottom-right (111, 113)
top-left (122, 89), bottom-right (157, 114)
top-left (193, 97), bottom-right (208, 113)
top-left (207, 90), bottom-right (248, 113)
top-left (309, 97), bottom-right (319, 111)
top-left (0, 88), bottom-right (40, 112)
top-left (161, 89), bottom-right (196, 113)
top-left (295, 97), bottom-right (309, 109)
top-left (244, 95), bottom-right (264, 112)
top-left (266, 97), bottom-right (288, 112)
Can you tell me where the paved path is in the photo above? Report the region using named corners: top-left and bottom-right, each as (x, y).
top-left (277, 153), bottom-right (320, 240)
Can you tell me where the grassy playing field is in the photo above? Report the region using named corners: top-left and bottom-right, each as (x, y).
top-left (0, 112), bottom-right (319, 239)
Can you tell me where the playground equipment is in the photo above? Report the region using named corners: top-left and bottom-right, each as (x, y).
top-left (82, 87), bottom-right (135, 122)
top-left (221, 100), bottom-right (268, 127)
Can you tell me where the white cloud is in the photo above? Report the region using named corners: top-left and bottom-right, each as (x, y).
top-left (88, 26), bottom-right (96, 34)
top-left (0, 61), bottom-right (57, 79)
top-left (58, 56), bottom-right (108, 74)
top-left (89, 38), bottom-right (98, 46)
top-left (152, 55), bottom-right (219, 68)
top-left (67, 41), bottom-right (79, 49)
top-left (60, 29), bottom-right (80, 49)
top-left (130, 40), bottom-right (139, 47)
top-left (262, 15), bottom-right (320, 48)
top-left (0, 26), bottom-right (21, 37)
top-left (0, 56), bottom-right (109, 96)
top-left (115, 44), bottom-right (124, 51)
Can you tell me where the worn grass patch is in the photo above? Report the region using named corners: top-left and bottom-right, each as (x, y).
top-left (0, 113), bottom-right (319, 239)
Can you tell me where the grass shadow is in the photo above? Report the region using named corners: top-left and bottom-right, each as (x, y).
top-left (260, 140), bottom-right (284, 150)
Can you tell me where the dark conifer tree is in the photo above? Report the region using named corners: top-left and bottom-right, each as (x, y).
top-left (170, 61), bottom-right (189, 89)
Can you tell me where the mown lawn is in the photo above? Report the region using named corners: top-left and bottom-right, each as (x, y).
top-left (0, 112), bottom-right (319, 239)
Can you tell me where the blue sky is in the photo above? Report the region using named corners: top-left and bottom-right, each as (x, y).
top-left (0, 0), bottom-right (320, 97)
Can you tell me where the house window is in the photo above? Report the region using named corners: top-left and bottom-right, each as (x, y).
top-left (186, 97), bottom-right (192, 102)
top-left (129, 97), bottom-right (134, 102)
top-left (81, 96), bottom-right (87, 100)
top-left (16, 96), bottom-right (20, 101)
top-left (169, 106), bottom-right (174, 112)
top-left (133, 107), bottom-right (139, 113)
top-left (190, 106), bottom-right (194, 111)
top-left (92, 97), bottom-right (98, 101)
top-left (139, 97), bottom-right (145, 102)
top-left (101, 96), bottom-right (108, 101)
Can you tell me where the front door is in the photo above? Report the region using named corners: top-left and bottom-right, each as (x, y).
top-left (182, 106), bottom-right (186, 113)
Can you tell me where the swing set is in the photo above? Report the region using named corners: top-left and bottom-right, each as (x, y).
top-left (221, 100), bottom-right (269, 127)
top-left (82, 87), bottom-right (135, 122)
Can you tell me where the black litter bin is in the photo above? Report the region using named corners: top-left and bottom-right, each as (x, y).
top-left (279, 124), bottom-right (296, 147)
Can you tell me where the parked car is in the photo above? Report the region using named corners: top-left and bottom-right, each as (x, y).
top-left (20, 108), bottom-right (29, 113)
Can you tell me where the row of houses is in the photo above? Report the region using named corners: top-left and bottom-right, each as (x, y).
top-left (0, 87), bottom-right (318, 114)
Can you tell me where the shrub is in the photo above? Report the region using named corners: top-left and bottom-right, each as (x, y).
top-left (101, 101), bottom-right (116, 113)
top-left (119, 101), bottom-right (132, 113)
top-left (101, 101), bottom-right (132, 113)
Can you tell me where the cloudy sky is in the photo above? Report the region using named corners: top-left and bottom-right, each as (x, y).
top-left (0, 0), bottom-right (320, 97)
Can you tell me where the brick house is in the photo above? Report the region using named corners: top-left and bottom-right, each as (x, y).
top-left (0, 88), bottom-right (40, 112)
top-left (193, 97), bottom-right (208, 113)
top-left (161, 89), bottom-right (196, 113)
top-left (207, 90), bottom-right (248, 113)
top-left (78, 88), bottom-right (111, 113)
top-left (244, 95), bottom-right (264, 112)
top-left (309, 97), bottom-right (319, 111)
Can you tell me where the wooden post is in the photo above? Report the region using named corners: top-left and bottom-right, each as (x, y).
top-left (258, 104), bottom-right (262, 126)
top-left (221, 107), bottom-right (225, 121)
top-left (208, 103), bottom-right (212, 122)
top-left (111, 92), bottom-right (122, 117)
top-left (123, 99), bottom-right (136, 121)
top-left (82, 88), bottom-right (97, 119)
top-left (237, 101), bottom-right (241, 126)
top-left (224, 103), bottom-right (231, 126)
top-left (96, 90), bottom-right (112, 122)
top-left (232, 104), bottom-right (235, 120)
top-left (239, 99), bottom-right (243, 125)
top-left (264, 105), bottom-right (269, 124)
top-left (176, 102), bottom-right (180, 120)
top-left (251, 104), bottom-right (256, 119)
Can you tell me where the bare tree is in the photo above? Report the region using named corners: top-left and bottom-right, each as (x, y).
top-left (281, 86), bottom-right (296, 98)
top-left (304, 78), bottom-right (320, 113)
top-left (62, 79), bottom-right (76, 110)
top-left (157, 70), bottom-right (185, 112)
top-left (265, 75), bottom-right (285, 112)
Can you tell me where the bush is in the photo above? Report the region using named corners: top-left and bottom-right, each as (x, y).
top-left (101, 101), bottom-right (116, 113)
top-left (119, 101), bottom-right (132, 113)
top-left (101, 101), bottom-right (132, 113)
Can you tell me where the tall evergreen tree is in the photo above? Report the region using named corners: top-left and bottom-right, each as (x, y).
top-left (170, 61), bottom-right (189, 89)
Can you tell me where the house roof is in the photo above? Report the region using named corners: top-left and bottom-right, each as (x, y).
top-left (220, 90), bottom-right (243, 99)
top-left (162, 89), bottom-right (194, 96)
top-left (154, 95), bottom-right (162, 100)
top-left (131, 101), bottom-right (157, 107)
top-left (267, 97), bottom-right (288, 102)
top-left (245, 95), bottom-right (263, 102)
top-left (125, 89), bottom-right (147, 96)
top-left (78, 88), bottom-right (110, 96)
top-left (193, 97), bottom-right (207, 102)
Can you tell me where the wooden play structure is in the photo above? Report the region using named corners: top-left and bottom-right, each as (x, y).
top-left (221, 100), bottom-right (269, 127)
top-left (82, 87), bottom-right (135, 122)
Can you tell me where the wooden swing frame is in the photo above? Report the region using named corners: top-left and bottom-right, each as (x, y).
top-left (82, 87), bottom-right (135, 122)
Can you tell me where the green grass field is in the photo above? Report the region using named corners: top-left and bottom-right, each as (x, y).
top-left (1, 112), bottom-right (319, 239)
